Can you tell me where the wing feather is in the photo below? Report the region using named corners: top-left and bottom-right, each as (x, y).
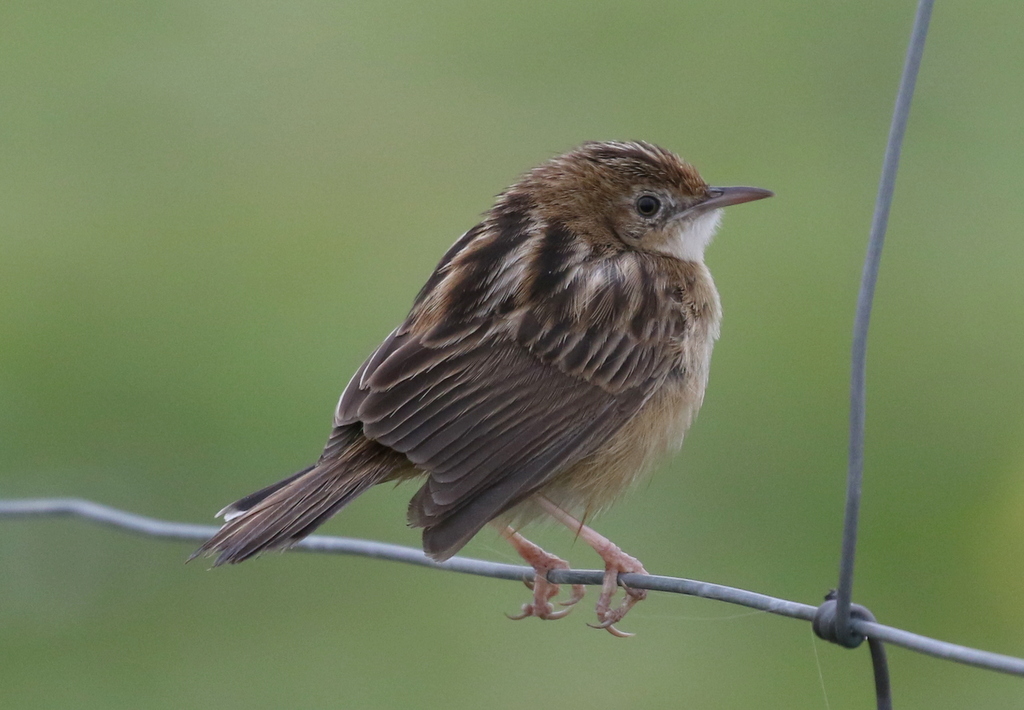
top-left (328, 220), bottom-right (688, 559)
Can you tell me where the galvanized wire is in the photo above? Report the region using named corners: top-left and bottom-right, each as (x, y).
top-left (1, 497), bottom-right (1022, 679)
top-left (837, 0), bottom-right (936, 650)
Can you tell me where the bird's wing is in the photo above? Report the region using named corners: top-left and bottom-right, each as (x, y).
top-left (333, 243), bottom-right (687, 559)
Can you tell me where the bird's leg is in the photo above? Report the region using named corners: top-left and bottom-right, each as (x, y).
top-left (536, 496), bottom-right (648, 637)
top-left (497, 525), bottom-right (585, 621)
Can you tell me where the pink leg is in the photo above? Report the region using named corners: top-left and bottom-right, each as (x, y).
top-left (498, 525), bottom-right (586, 621)
top-left (536, 497), bottom-right (648, 637)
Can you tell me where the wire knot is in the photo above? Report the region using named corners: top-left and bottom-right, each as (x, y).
top-left (813, 591), bottom-right (878, 649)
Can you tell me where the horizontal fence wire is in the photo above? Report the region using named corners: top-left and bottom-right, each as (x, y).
top-left (2, 497), bottom-right (1023, 679)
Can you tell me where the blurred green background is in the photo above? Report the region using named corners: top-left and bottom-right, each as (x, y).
top-left (2, 1), bottom-right (1023, 707)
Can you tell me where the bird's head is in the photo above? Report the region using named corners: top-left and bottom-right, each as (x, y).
top-left (516, 140), bottom-right (772, 263)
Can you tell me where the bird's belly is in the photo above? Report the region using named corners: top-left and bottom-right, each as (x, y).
top-left (512, 374), bottom-right (704, 524)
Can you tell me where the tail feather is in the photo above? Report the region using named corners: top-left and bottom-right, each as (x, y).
top-left (216, 465), bottom-right (315, 521)
top-left (192, 427), bottom-right (405, 565)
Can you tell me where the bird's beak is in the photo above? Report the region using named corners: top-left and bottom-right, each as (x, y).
top-left (676, 185), bottom-right (774, 220)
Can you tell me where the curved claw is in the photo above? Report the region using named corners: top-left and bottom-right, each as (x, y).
top-left (506, 606), bottom-right (532, 621)
top-left (558, 584), bottom-right (586, 608)
top-left (543, 606), bottom-right (574, 620)
top-left (506, 599), bottom-right (574, 621)
top-left (505, 576), bottom-right (582, 622)
top-left (587, 621), bottom-right (635, 638)
top-left (597, 589), bottom-right (646, 625)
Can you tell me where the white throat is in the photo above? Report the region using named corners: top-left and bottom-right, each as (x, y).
top-left (655, 209), bottom-right (723, 263)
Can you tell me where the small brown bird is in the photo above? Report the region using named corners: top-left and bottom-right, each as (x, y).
top-left (193, 141), bottom-right (771, 635)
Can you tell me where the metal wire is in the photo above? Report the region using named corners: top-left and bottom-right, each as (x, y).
top-left (836, 0), bottom-right (935, 647)
top-left (2, 497), bottom-right (1022, 679)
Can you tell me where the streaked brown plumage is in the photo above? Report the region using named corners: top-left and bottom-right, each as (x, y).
top-left (193, 141), bottom-right (772, 634)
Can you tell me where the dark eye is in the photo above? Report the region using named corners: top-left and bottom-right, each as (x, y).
top-left (635, 195), bottom-right (661, 217)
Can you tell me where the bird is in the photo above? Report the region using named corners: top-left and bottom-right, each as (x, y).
top-left (192, 140), bottom-right (772, 635)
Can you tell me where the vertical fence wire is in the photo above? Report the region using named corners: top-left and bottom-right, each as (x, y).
top-left (834, 0), bottom-right (936, 646)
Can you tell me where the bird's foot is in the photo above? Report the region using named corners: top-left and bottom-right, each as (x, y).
top-left (533, 496), bottom-right (649, 637)
top-left (588, 544), bottom-right (648, 637)
top-left (501, 527), bottom-right (585, 621)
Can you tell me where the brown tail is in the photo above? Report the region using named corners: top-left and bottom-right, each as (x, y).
top-left (191, 425), bottom-right (404, 566)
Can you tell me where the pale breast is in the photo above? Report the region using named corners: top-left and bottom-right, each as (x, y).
top-left (513, 261), bottom-right (722, 523)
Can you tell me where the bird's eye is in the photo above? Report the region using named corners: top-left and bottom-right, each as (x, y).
top-left (635, 195), bottom-right (661, 217)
